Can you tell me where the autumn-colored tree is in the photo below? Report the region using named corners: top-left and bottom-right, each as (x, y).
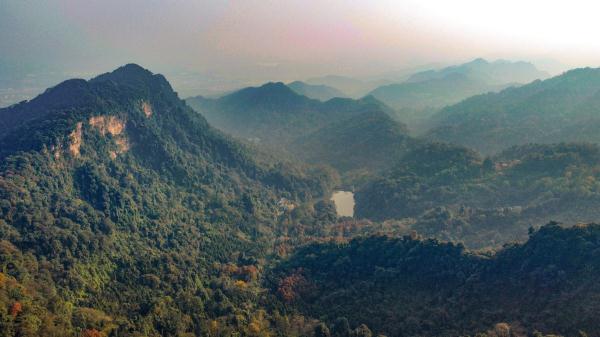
top-left (10, 301), bottom-right (22, 318)
top-left (277, 272), bottom-right (308, 302)
top-left (241, 265), bottom-right (259, 281)
top-left (81, 328), bottom-right (102, 337)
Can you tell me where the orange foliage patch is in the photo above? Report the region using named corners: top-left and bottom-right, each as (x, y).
top-left (10, 301), bottom-right (22, 317)
top-left (81, 329), bottom-right (102, 337)
top-left (277, 271), bottom-right (308, 303)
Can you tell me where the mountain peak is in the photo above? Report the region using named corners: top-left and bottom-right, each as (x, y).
top-left (90, 63), bottom-right (173, 95)
top-left (259, 81), bottom-right (289, 91)
top-left (468, 57), bottom-right (488, 65)
top-left (220, 81), bottom-right (305, 107)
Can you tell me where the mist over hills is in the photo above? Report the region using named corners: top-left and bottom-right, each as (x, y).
top-left (187, 83), bottom-right (413, 182)
top-left (406, 58), bottom-right (549, 85)
top-left (367, 59), bottom-right (549, 130)
top-left (187, 82), bottom-right (367, 145)
top-left (428, 67), bottom-right (600, 154)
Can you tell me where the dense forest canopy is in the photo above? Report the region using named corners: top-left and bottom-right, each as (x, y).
top-left (272, 223), bottom-right (600, 336)
top-left (0, 64), bottom-right (340, 336)
top-left (355, 142), bottom-right (600, 248)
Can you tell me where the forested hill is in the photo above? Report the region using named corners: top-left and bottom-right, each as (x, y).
top-left (272, 222), bottom-right (600, 336)
top-left (187, 84), bottom-right (417, 182)
top-left (186, 82), bottom-right (390, 146)
top-left (354, 142), bottom-right (600, 248)
top-left (428, 67), bottom-right (600, 154)
top-left (0, 64), bottom-right (337, 336)
top-left (292, 109), bottom-right (415, 174)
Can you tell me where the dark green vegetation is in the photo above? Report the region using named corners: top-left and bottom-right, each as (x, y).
top-left (286, 81), bottom-right (347, 101)
top-left (292, 109), bottom-right (415, 179)
top-left (187, 85), bottom-right (413, 181)
top-left (0, 64), bottom-right (340, 336)
top-left (355, 142), bottom-right (600, 248)
top-left (273, 223), bottom-right (600, 336)
top-left (429, 67), bottom-right (600, 154)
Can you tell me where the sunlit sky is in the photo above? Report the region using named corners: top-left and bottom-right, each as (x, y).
top-left (2, 0), bottom-right (600, 96)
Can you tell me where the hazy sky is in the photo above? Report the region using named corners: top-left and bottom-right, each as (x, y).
top-left (2, 0), bottom-right (600, 95)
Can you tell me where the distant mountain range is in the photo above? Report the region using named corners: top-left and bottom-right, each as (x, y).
top-left (406, 58), bottom-right (549, 85)
top-left (368, 59), bottom-right (549, 124)
top-left (428, 67), bottom-right (600, 154)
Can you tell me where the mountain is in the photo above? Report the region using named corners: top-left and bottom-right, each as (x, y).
top-left (0, 64), bottom-right (338, 336)
top-left (369, 71), bottom-right (507, 111)
top-left (187, 84), bottom-right (414, 181)
top-left (428, 67), bottom-right (600, 154)
top-left (286, 81), bottom-right (347, 101)
top-left (272, 222), bottom-right (600, 336)
top-left (186, 82), bottom-right (381, 146)
top-left (305, 75), bottom-right (388, 98)
top-left (354, 142), bottom-right (600, 248)
top-left (368, 59), bottom-right (549, 127)
top-left (292, 108), bottom-right (415, 176)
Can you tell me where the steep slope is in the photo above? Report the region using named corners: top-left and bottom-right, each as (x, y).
top-left (0, 64), bottom-right (336, 336)
top-left (271, 223), bottom-right (600, 336)
top-left (287, 81), bottom-right (347, 101)
top-left (428, 67), bottom-right (600, 154)
top-left (355, 142), bottom-right (600, 247)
